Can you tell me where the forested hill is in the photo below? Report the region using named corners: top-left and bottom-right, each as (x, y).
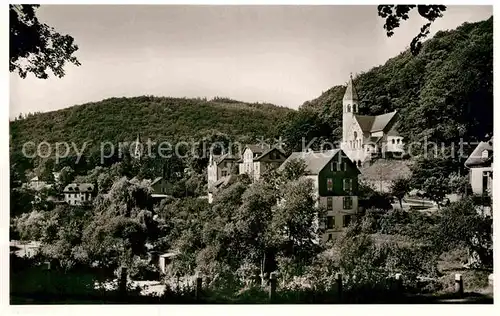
top-left (302, 17), bottom-right (493, 145)
top-left (10, 96), bottom-right (292, 149)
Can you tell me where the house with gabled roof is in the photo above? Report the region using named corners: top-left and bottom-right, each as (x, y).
top-left (238, 144), bottom-right (287, 181)
top-left (279, 149), bottom-right (361, 242)
top-left (63, 183), bottom-right (95, 206)
top-left (341, 75), bottom-right (404, 166)
top-left (465, 136), bottom-right (493, 197)
top-left (207, 152), bottom-right (240, 203)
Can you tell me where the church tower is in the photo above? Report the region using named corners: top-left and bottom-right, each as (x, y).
top-left (342, 74), bottom-right (359, 148)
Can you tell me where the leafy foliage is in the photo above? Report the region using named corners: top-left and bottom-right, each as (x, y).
top-left (10, 4), bottom-right (81, 78)
top-left (378, 5), bottom-right (447, 55)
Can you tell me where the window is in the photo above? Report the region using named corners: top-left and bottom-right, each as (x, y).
top-left (343, 215), bottom-right (352, 228)
top-left (326, 216), bottom-right (335, 229)
top-left (327, 178), bottom-right (333, 191)
top-left (327, 234), bottom-right (333, 241)
top-left (392, 139), bottom-right (395, 144)
top-left (343, 196), bottom-right (353, 209)
top-left (327, 197), bottom-right (333, 210)
top-left (483, 171), bottom-right (490, 195)
top-left (343, 162), bottom-right (347, 171)
top-left (331, 161), bottom-right (339, 172)
top-left (347, 105), bottom-right (351, 113)
top-left (397, 139), bottom-right (401, 144)
top-left (482, 150), bottom-right (489, 158)
top-left (343, 178), bottom-right (352, 192)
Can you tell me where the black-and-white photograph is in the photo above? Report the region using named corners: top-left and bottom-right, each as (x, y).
top-left (8, 3), bottom-right (494, 305)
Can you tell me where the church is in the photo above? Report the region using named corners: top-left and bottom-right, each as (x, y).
top-left (340, 75), bottom-right (404, 166)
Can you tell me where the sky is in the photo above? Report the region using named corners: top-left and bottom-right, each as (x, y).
top-left (9, 5), bottom-right (493, 118)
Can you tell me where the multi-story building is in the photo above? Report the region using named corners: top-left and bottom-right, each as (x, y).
top-left (63, 183), bottom-right (95, 206)
top-left (207, 152), bottom-right (239, 203)
top-left (238, 144), bottom-right (287, 181)
top-left (279, 149), bottom-right (361, 242)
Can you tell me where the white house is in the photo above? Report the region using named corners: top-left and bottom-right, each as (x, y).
top-left (465, 136), bottom-right (493, 196)
top-left (238, 144), bottom-right (287, 181)
top-left (63, 183), bottom-right (95, 206)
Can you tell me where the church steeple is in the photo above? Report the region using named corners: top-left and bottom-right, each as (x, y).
top-left (343, 73), bottom-right (359, 102)
top-left (343, 73), bottom-right (359, 115)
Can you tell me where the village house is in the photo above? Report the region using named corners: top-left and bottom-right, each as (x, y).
top-left (63, 183), bottom-right (95, 206)
top-left (341, 75), bottom-right (404, 166)
top-left (238, 144), bottom-right (287, 181)
top-left (279, 149), bottom-right (361, 242)
top-left (207, 152), bottom-right (239, 203)
top-left (465, 136), bottom-right (493, 196)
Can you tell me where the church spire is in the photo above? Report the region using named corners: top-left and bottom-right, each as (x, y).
top-left (343, 73), bottom-right (359, 102)
top-left (133, 133), bottom-right (141, 159)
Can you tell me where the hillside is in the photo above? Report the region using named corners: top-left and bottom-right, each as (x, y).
top-left (302, 17), bottom-right (493, 146)
top-left (10, 96), bottom-right (293, 153)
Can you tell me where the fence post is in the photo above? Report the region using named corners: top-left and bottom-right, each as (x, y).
top-left (195, 276), bottom-right (203, 301)
top-left (118, 266), bottom-right (128, 298)
top-left (335, 273), bottom-right (343, 301)
top-left (455, 273), bottom-right (464, 297)
top-left (269, 272), bottom-right (277, 302)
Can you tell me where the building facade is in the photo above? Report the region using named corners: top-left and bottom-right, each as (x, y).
top-left (207, 153), bottom-right (239, 203)
top-left (238, 145), bottom-right (287, 181)
top-left (465, 136), bottom-right (493, 196)
top-left (341, 75), bottom-right (404, 166)
top-left (279, 149), bottom-right (361, 242)
top-left (63, 183), bottom-right (95, 206)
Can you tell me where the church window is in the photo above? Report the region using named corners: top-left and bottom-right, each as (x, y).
top-left (392, 139), bottom-right (395, 144)
top-left (397, 139), bottom-right (401, 144)
top-left (353, 131), bottom-right (357, 139)
top-left (347, 105), bottom-right (351, 113)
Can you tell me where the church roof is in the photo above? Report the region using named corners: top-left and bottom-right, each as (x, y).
top-left (354, 111), bottom-right (398, 133)
top-left (343, 75), bottom-right (359, 101)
